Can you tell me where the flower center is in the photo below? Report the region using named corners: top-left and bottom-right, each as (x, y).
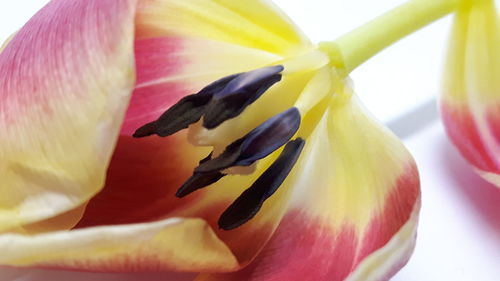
top-left (134, 65), bottom-right (311, 230)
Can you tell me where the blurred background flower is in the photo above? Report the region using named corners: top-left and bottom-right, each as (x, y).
top-left (440, 0), bottom-right (500, 187)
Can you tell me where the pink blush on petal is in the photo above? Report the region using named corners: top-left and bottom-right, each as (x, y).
top-left (440, 103), bottom-right (499, 172)
top-left (122, 82), bottom-right (190, 135)
top-left (122, 37), bottom-right (195, 136)
top-left (134, 37), bottom-right (186, 85)
top-left (0, 0), bottom-right (135, 119)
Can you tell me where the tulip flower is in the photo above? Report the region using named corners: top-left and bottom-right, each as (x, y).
top-left (1, 0), bottom-right (469, 280)
top-left (441, 0), bottom-right (500, 187)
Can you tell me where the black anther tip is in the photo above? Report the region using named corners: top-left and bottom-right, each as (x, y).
top-left (217, 138), bottom-right (305, 231)
top-left (133, 121), bottom-right (157, 138)
top-left (175, 170), bottom-right (226, 198)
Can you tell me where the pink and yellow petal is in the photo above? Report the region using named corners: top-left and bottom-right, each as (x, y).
top-left (440, 104), bottom-right (500, 173)
top-left (0, 0), bottom-right (137, 231)
top-left (135, 0), bottom-right (310, 55)
top-left (0, 218), bottom-right (238, 272)
top-left (127, 0), bottom-right (323, 136)
top-left (197, 94), bottom-right (420, 281)
top-left (441, 0), bottom-right (500, 185)
top-left (345, 202), bottom-right (419, 281)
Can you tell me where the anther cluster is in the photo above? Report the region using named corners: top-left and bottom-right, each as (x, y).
top-left (134, 65), bottom-right (305, 230)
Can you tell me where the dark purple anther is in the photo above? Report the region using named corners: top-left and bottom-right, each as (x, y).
top-left (218, 138), bottom-right (305, 230)
top-left (133, 65), bottom-right (284, 138)
top-left (195, 107), bottom-right (301, 173)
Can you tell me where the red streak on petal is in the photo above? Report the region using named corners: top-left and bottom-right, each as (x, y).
top-left (135, 37), bottom-right (185, 86)
top-left (74, 134), bottom-right (198, 228)
top-left (441, 103), bottom-right (499, 172)
top-left (486, 104), bottom-right (500, 146)
top-left (122, 38), bottom-right (191, 136)
top-left (356, 163), bottom-right (420, 263)
top-left (122, 82), bottom-right (190, 135)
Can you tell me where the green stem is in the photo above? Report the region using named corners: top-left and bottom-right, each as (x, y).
top-left (319, 0), bottom-right (460, 73)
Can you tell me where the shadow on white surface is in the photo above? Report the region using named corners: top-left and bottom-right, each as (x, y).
top-left (440, 142), bottom-right (500, 237)
top-left (386, 97), bottom-right (500, 239)
top-left (394, 121), bottom-right (500, 281)
top-left (386, 99), bottom-right (439, 139)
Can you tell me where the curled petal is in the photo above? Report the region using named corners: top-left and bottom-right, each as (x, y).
top-left (0, 218), bottom-right (238, 272)
top-left (197, 96), bottom-right (420, 281)
top-left (440, 0), bottom-right (500, 186)
top-left (0, 0), bottom-right (136, 232)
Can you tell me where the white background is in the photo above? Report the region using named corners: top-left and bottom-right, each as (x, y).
top-left (1, 0), bottom-right (499, 280)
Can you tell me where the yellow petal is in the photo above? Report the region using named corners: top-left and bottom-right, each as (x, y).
top-left (0, 218), bottom-right (238, 272)
top-left (135, 0), bottom-right (311, 55)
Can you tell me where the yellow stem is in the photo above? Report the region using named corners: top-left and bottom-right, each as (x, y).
top-left (319, 0), bottom-right (460, 73)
